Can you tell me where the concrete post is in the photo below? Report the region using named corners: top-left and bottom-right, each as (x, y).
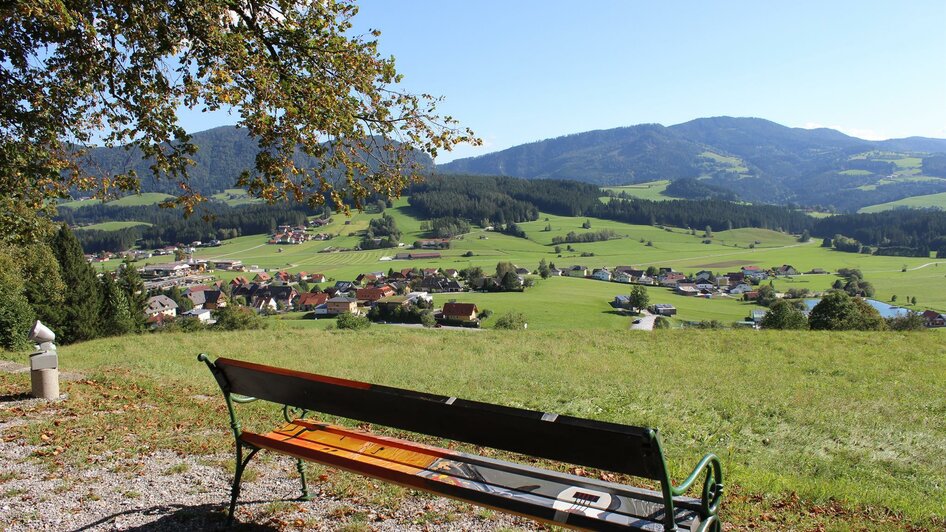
top-left (28, 320), bottom-right (60, 400)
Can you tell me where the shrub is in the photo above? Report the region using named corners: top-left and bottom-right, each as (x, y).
top-left (885, 313), bottom-right (926, 331)
top-left (420, 310), bottom-right (436, 328)
top-left (212, 306), bottom-right (267, 331)
top-left (809, 291), bottom-right (885, 331)
top-left (336, 313), bottom-right (371, 330)
top-left (493, 312), bottom-right (527, 330)
top-left (653, 316), bottom-right (671, 329)
top-left (760, 300), bottom-right (808, 330)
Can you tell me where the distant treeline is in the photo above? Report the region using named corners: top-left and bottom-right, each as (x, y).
top-left (59, 202), bottom-right (323, 253)
top-left (408, 175), bottom-right (601, 223)
top-left (663, 178), bottom-right (738, 201)
top-left (411, 174), bottom-right (946, 256)
top-left (594, 197), bottom-right (814, 233)
top-left (813, 209), bottom-right (946, 257)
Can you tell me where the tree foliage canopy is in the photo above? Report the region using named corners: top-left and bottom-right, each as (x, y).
top-left (1, 1), bottom-right (476, 244)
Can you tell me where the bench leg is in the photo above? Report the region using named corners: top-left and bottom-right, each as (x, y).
top-left (295, 458), bottom-right (313, 501)
top-left (227, 443), bottom-right (260, 526)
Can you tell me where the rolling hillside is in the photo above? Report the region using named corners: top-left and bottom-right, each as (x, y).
top-left (78, 126), bottom-right (433, 198)
top-left (440, 117), bottom-right (946, 211)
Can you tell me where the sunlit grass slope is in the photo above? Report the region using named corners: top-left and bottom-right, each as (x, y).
top-left (2, 328), bottom-right (943, 527)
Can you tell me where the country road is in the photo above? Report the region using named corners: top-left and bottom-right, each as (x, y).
top-left (629, 310), bottom-right (656, 330)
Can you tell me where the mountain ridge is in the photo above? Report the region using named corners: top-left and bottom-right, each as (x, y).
top-left (439, 117), bottom-right (946, 211)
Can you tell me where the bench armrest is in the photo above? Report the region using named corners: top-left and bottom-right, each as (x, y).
top-left (671, 453), bottom-right (723, 518)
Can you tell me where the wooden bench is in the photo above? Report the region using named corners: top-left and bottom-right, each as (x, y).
top-left (199, 354), bottom-right (723, 531)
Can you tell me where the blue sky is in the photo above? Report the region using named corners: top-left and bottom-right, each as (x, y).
top-left (179, 1), bottom-right (946, 162)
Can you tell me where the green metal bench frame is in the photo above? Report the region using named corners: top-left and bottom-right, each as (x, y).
top-left (199, 354), bottom-right (723, 531)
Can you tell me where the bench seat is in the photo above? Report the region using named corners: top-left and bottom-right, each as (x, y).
top-left (243, 419), bottom-right (703, 531)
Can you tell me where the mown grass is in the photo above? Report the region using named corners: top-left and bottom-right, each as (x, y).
top-left (600, 180), bottom-right (672, 201)
top-left (859, 191), bottom-right (946, 213)
top-left (90, 197), bottom-right (946, 313)
top-left (60, 192), bottom-right (174, 209)
top-left (74, 221), bottom-right (152, 232)
top-left (1, 328), bottom-right (944, 529)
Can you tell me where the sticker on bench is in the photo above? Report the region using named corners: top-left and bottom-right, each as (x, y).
top-left (552, 485), bottom-right (614, 518)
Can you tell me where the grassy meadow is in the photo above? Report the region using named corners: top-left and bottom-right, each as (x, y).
top-left (1, 329), bottom-right (944, 529)
top-left (859, 191), bottom-right (946, 213)
top-left (87, 196), bottom-right (946, 316)
top-left (60, 192), bottom-right (174, 209)
top-left (75, 221), bottom-right (152, 231)
top-left (600, 180), bottom-right (672, 201)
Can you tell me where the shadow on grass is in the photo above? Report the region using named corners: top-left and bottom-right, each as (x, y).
top-left (0, 392), bottom-right (34, 403)
top-left (72, 501), bottom-right (281, 532)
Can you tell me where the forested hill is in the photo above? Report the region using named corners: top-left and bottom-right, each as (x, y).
top-left (439, 117), bottom-right (946, 211)
top-left (78, 126), bottom-right (433, 196)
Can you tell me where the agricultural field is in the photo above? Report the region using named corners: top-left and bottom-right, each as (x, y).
top-left (600, 180), bottom-right (672, 201)
top-left (60, 192), bottom-right (174, 209)
top-left (74, 221), bottom-right (152, 231)
top-left (1, 328), bottom-right (943, 529)
top-left (91, 196), bottom-right (946, 319)
top-left (210, 188), bottom-right (263, 206)
top-left (859, 191), bottom-right (946, 213)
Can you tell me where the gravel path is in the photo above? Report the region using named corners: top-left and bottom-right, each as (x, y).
top-left (0, 395), bottom-right (538, 531)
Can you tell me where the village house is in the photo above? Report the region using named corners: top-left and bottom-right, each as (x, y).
top-left (568, 265), bottom-right (589, 278)
top-left (591, 268), bottom-right (612, 281)
top-left (418, 277), bottom-right (463, 293)
top-left (416, 238), bottom-right (450, 249)
top-left (181, 308), bottom-right (212, 323)
top-left (145, 295), bottom-right (178, 319)
top-left (253, 272), bottom-right (272, 283)
top-left (548, 267), bottom-right (564, 276)
top-left (296, 292), bottom-right (329, 311)
top-left (774, 265), bottom-right (798, 276)
top-left (659, 272), bottom-right (687, 287)
top-left (184, 286), bottom-right (209, 309)
top-left (202, 290), bottom-right (227, 310)
top-left (694, 270), bottom-right (714, 281)
top-left (675, 284), bottom-right (700, 296)
top-left (141, 262), bottom-right (192, 279)
top-left (922, 310), bottom-right (945, 327)
top-left (355, 285), bottom-right (396, 302)
top-left (651, 303), bottom-right (677, 316)
top-left (441, 302), bottom-right (478, 323)
top-left (309, 273), bottom-right (327, 283)
top-left (695, 280), bottom-right (717, 291)
top-left (443, 269), bottom-right (459, 279)
top-left (212, 259), bottom-right (244, 271)
top-left (613, 271), bottom-right (633, 283)
top-left (326, 296), bottom-right (358, 315)
top-left (728, 283), bottom-right (753, 295)
top-left (394, 252), bottom-right (442, 260)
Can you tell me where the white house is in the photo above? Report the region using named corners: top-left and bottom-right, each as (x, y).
top-left (592, 268), bottom-right (612, 281)
top-left (145, 295), bottom-right (178, 318)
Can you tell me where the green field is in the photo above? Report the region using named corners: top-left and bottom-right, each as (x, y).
top-left (92, 196), bottom-right (946, 315)
top-left (600, 180), bottom-right (672, 201)
top-left (2, 328), bottom-right (943, 528)
top-left (211, 188), bottom-right (263, 206)
top-left (74, 221), bottom-right (152, 231)
top-left (61, 192), bottom-right (174, 209)
top-left (859, 191), bottom-right (946, 213)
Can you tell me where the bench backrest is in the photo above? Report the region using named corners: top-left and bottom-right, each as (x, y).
top-left (211, 357), bottom-right (669, 481)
